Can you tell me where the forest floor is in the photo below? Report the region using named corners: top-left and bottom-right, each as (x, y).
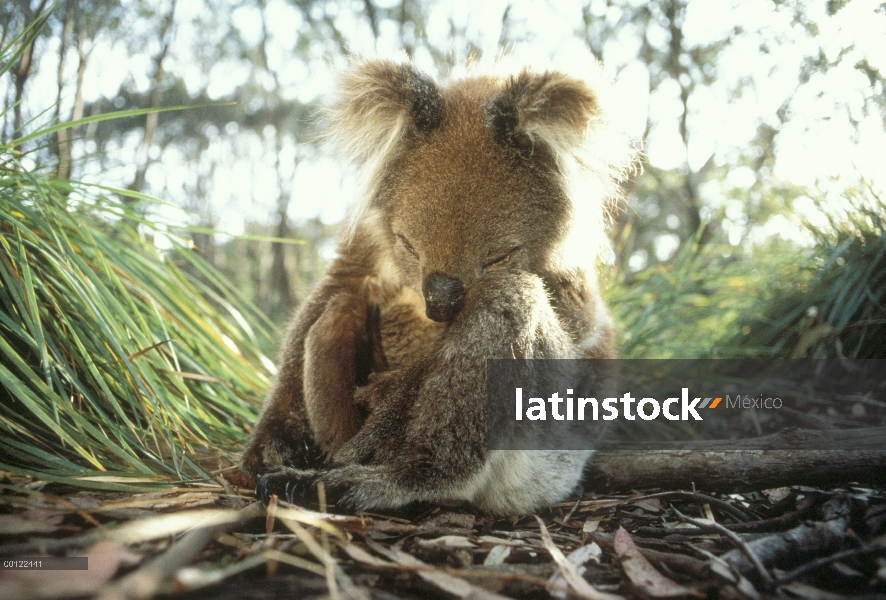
top-left (1, 470), bottom-right (885, 600)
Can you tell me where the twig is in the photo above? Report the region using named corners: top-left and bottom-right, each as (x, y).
top-left (671, 507), bottom-right (774, 589)
top-left (719, 495), bottom-right (852, 578)
top-left (773, 545), bottom-right (886, 587)
top-left (637, 492), bottom-right (817, 537)
top-left (0, 505), bottom-right (258, 557)
top-left (558, 485), bottom-right (584, 531)
top-left (633, 490), bottom-right (759, 522)
top-left (491, 529), bottom-right (582, 545)
top-left (276, 507), bottom-right (365, 599)
top-left (215, 475), bottom-right (246, 509)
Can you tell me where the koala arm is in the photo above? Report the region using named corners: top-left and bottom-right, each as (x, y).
top-left (256, 269), bottom-right (579, 512)
top-left (239, 286), bottom-right (327, 480)
top-left (541, 270), bottom-right (615, 359)
top-left (302, 292), bottom-right (381, 454)
top-left (240, 276), bottom-right (382, 480)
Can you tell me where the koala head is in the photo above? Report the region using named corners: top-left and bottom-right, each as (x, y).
top-left (327, 60), bottom-right (634, 322)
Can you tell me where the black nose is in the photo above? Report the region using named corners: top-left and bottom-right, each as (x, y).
top-left (423, 272), bottom-right (465, 322)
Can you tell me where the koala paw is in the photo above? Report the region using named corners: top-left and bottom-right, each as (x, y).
top-left (255, 467), bottom-right (318, 507)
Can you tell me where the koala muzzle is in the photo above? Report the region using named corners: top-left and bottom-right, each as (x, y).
top-left (423, 272), bottom-right (465, 322)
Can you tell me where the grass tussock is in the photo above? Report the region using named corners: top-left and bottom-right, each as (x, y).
top-left (734, 188), bottom-right (886, 358)
top-left (605, 241), bottom-right (808, 359)
top-left (607, 187), bottom-right (885, 360)
top-left (0, 150), bottom-right (275, 490)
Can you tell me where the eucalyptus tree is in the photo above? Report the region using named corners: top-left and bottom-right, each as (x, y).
top-left (578, 0), bottom-right (885, 271)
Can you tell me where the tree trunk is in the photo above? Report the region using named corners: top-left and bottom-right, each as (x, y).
top-left (12, 0), bottom-right (50, 138)
top-left (54, 0), bottom-right (75, 181)
top-left (128, 0), bottom-right (177, 195)
top-left (270, 197), bottom-right (294, 314)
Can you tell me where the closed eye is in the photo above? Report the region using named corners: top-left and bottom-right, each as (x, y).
top-left (484, 246), bottom-right (520, 270)
top-left (397, 234), bottom-right (418, 257)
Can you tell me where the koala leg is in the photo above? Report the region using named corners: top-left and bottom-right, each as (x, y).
top-left (256, 270), bottom-right (587, 514)
top-left (303, 292), bottom-right (380, 455)
top-left (240, 285), bottom-right (377, 482)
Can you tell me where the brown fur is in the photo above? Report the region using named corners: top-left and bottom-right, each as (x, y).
top-left (240, 59), bottom-right (635, 515)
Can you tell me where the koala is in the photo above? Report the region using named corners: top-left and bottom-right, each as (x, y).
top-left (240, 59), bottom-right (635, 515)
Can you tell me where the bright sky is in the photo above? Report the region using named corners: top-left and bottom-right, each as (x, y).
top-left (22, 0), bottom-right (886, 249)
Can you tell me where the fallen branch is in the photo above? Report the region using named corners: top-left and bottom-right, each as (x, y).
top-left (586, 427), bottom-right (886, 492)
top-left (671, 507), bottom-right (774, 589)
top-left (634, 493), bottom-right (818, 537)
top-left (720, 495), bottom-right (853, 578)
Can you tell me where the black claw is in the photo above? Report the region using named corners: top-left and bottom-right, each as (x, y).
top-left (256, 481), bottom-right (263, 505)
top-left (255, 469), bottom-right (319, 508)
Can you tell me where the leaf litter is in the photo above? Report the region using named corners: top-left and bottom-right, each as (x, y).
top-left (1, 471), bottom-right (885, 599)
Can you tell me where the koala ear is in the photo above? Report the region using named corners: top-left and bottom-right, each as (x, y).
top-left (485, 70), bottom-right (600, 157)
top-left (326, 60), bottom-right (443, 166)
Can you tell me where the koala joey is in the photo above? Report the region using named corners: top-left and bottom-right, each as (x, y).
top-left (240, 59), bottom-right (635, 515)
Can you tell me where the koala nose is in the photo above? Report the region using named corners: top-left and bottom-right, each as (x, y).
top-left (423, 272), bottom-right (465, 322)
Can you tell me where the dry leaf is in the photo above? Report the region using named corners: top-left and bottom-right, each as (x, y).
top-left (339, 543), bottom-right (391, 568)
top-left (632, 499), bottom-right (662, 513)
top-left (534, 516), bottom-right (622, 600)
top-left (477, 536), bottom-right (526, 548)
top-left (613, 526), bottom-right (700, 598)
top-left (703, 504), bottom-right (715, 521)
top-left (762, 488), bottom-right (791, 504)
top-left (416, 536), bottom-right (476, 549)
top-left (549, 543), bottom-right (603, 600)
top-left (483, 545), bottom-right (512, 566)
top-left (583, 518), bottom-right (601, 533)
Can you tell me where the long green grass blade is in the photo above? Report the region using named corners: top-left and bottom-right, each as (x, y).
top-left (1, 134), bottom-right (272, 490)
top-left (10, 103), bottom-right (236, 147)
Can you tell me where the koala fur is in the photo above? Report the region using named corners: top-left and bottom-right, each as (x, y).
top-left (240, 59), bottom-right (635, 515)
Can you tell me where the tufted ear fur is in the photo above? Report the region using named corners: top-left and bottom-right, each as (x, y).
top-left (326, 60), bottom-right (443, 167)
top-left (484, 67), bottom-right (638, 265)
top-left (485, 70), bottom-right (600, 158)
top-left (327, 60), bottom-right (444, 240)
